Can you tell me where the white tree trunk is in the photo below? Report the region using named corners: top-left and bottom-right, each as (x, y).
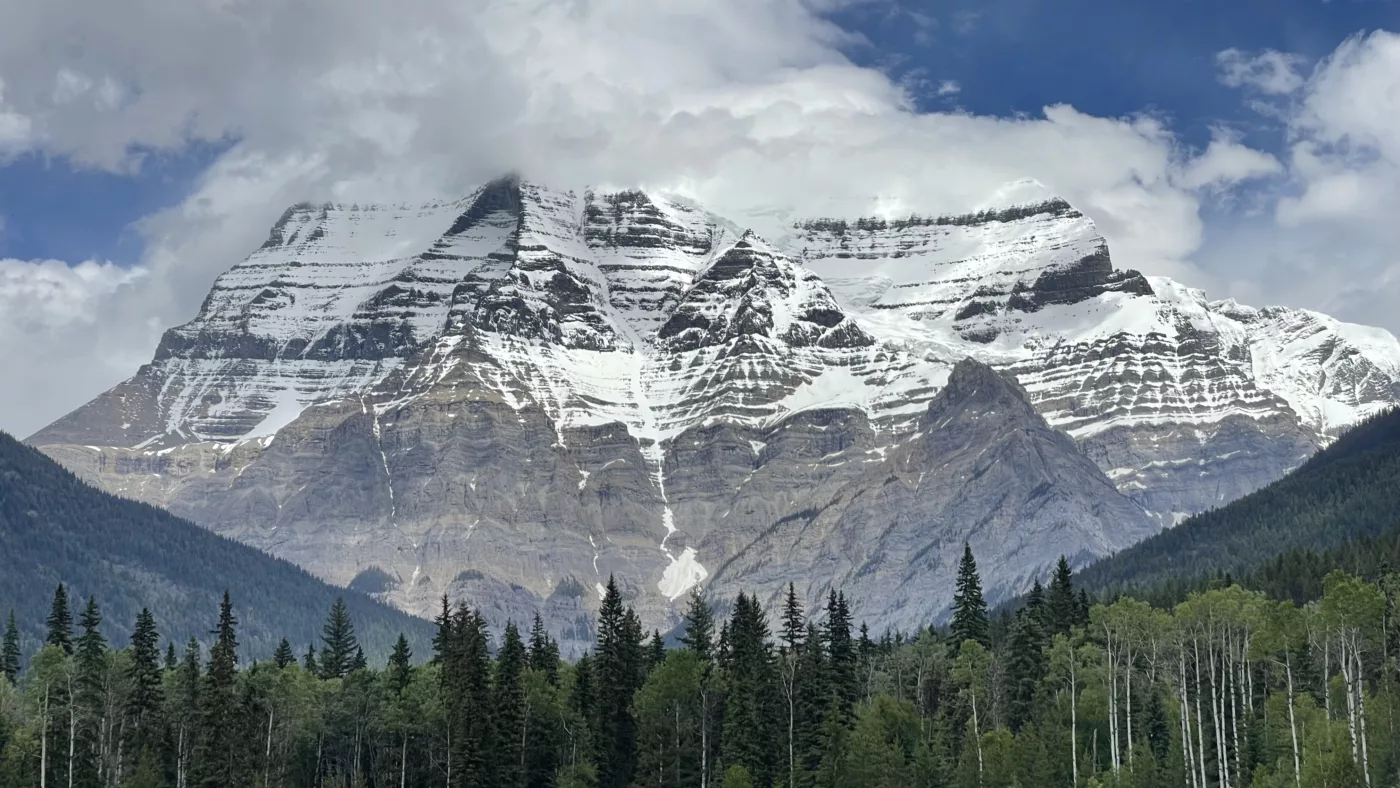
top-left (1178, 656), bottom-right (1196, 788)
top-left (1070, 654), bottom-right (1079, 788)
top-left (1351, 638), bottom-right (1371, 788)
top-left (1284, 654), bottom-right (1300, 788)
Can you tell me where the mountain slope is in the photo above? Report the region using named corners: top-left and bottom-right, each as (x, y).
top-left (0, 430), bottom-right (434, 661)
top-left (1076, 407), bottom-right (1400, 595)
top-left (709, 358), bottom-right (1157, 630)
top-left (26, 177), bottom-right (1400, 644)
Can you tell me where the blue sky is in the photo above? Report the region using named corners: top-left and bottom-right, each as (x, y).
top-left (0, 0), bottom-right (1395, 267)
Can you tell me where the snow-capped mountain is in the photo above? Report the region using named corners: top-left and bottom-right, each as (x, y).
top-left (30, 176), bottom-right (1400, 644)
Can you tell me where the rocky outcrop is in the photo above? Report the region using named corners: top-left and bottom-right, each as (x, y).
top-left (29, 178), bottom-right (1400, 648)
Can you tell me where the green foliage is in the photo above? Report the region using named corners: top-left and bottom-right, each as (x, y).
top-left (1080, 407), bottom-right (1400, 597)
top-left (951, 544), bottom-right (990, 650)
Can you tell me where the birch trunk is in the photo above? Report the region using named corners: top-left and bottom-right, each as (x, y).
top-left (1178, 656), bottom-right (1196, 788)
top-left (41, 684), bottom-right (49, 788)
top-left (1351, 638), bottom-right (1371, 787)
top-left (1284, 653), bottom-right (1300, 788)
top-left (1070, 654), bottom-right (1079, 788)
top-left (1192, 639), bottom-right (1209, 788)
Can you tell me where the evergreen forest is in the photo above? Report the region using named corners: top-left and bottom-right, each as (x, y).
top-left (3, 539), bottom-right (1399, 788)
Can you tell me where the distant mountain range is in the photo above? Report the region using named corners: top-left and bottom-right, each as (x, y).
top-left (0, 430), bottom-right (433, 662)
top-left (27, 175), bottom-right (1400, 647)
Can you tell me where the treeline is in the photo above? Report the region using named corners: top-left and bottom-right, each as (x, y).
top-left (3, 543), bottom-right (1399, 788)
top-left (794, 199), bottom-right (1078, 236)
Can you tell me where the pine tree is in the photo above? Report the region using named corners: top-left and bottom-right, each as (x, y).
top-left (595, 576), bottom-right (642, 788)
top-left (1047, 557), bottom-right (1077, 635)
top-left (45, 582), bottom-right (74, 654)
top-left (723, 593), bottom-right (779, 786)
top-left (74, 596), bottom-right (108, 788)
top-left (432, 593), bottom-right (453, 664)
top-left (197, 591), bottom-right (240, 788)
top-left (527, 613), bottom-right (560, 684)
top-left (795, 622), bottom-right (828, 779)
top-left (1145, 690), bottom-right (1170, 763)
top-left (319, 596), bottom-right (359, 679)
top-left (494, 621), bottom-right (527, 788)
top-left (1003, 610), bottom-right (1046, 732)
top-left (172, 638), bottom-right (202, 788)
top-left (680, 589), bottom-right (715, 660)
top-left (781, 583), bottom-right (805, 654)
top-left (1075, 589), bottom-right (1092, 628)
top-left (1, 610), bottom-right (20, 683)
top-left (387, 634), bottom-right (412, 694)
top-left (647, 630), bottom-right (666, 669)
top-left (454, 606), bottom-right (495, 788)
top-left (126, 608), bottom-right (164, 756)
top-left (824, 590), bottom-right (857, 722)
top-left (350, 645), bottom-right (368, 672)
top-left (165, 642), bottom-right (178, 671)
top-left (950, 543), bottom-right (990, 649)
top-left (857, 622), bottom-right (874, 662)
top-left (272, 638), bottom-right (295, 669)
top-left (303, 645), bottom-right (318, 674)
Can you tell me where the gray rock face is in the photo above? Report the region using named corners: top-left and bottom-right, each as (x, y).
top-left (29, 178), bottom-right (1400, 648)
top-left (708, 359), bottom-right (1158, 630)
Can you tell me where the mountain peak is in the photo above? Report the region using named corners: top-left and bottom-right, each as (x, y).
top-left (975, 178), bottom-right (1062, 211)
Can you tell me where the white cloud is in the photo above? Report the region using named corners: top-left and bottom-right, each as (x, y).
top-left (937, 79), bottom-right (961, 96)
top-left (0, 0), bottom-right (1322, 436)
top-left (1202, 31), bottom-right (1400, 335)
top-left (1217, 48), bottom-right (1309, 94)
top-left (1177, 133), bottom-right (1282, 191)
top-left (0, 259), bottom-right (158, 438)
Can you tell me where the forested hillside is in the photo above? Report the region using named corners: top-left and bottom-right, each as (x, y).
top-left (1077, 407), bottom-right (1400, 596)
top-left (0, 431), bottom-right (433, 661)
top-left (2, 543), bottom-right (1396, 788)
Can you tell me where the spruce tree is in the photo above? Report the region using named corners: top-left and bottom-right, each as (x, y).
top-left (45, 582), bottom-right (74, 654)
top-left (1, 610), bottom-right (20, 683)
top-left (75, 596), bottom-right (108, 788)
top-left (824, 590), bottom-right (857, 721)
top-left (1003, 610), bottom-right (1046, 732)
top-left (723, 593), bottom-right (779, 786)
top-left (679, 589), bottom-right (715, 660)
top-left (303, 645), bottom-right (318, 674)
top-left (781, 583), bottom-right (805, 654)
top-left (452, 606), bottom-right (495, 788)
top-left (494, 621), bottom-right (527, 788)
top-left (950, 543), bottom-right (990, 650)
top-left (1047, 556), bottom-right (1077, 635)
top-left (197, 591), bottom-right (240, 788)
top-left (1075, 589), bottom-right (1092, 628)
top-left (595, 576), bottom-right (642, 788)
top-left (1145, 690), bottom-right (1170, 763)
top-left (350, 646), bottom-right (368, 672)
top-left (432, 593), bottom-right (453, 664)
top-left (528, 613), bottom-right (560, 684)
top-left (126, 608), bottom-right (164, 753)
top-left (272, 638), bottom-right (295, 669)
top-left (165, 642), bottom-right (178, 671)
top-left (857, 622), bottom-right (874, 661)
top-left (647, 630), bottom-right (666, 669)
top-left (319, 596), bottom-right (359, 679)
top-left (387, 634), bottom-right (412, 694)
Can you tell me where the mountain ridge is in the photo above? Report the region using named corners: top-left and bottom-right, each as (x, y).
top-left (0, 430), bottom-right (434, 662)
top-left (27, 176), bottom-right (1400, 643)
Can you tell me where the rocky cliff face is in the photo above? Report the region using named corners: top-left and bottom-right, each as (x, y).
top-left (31, 176), bottom-right (1400, 647)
